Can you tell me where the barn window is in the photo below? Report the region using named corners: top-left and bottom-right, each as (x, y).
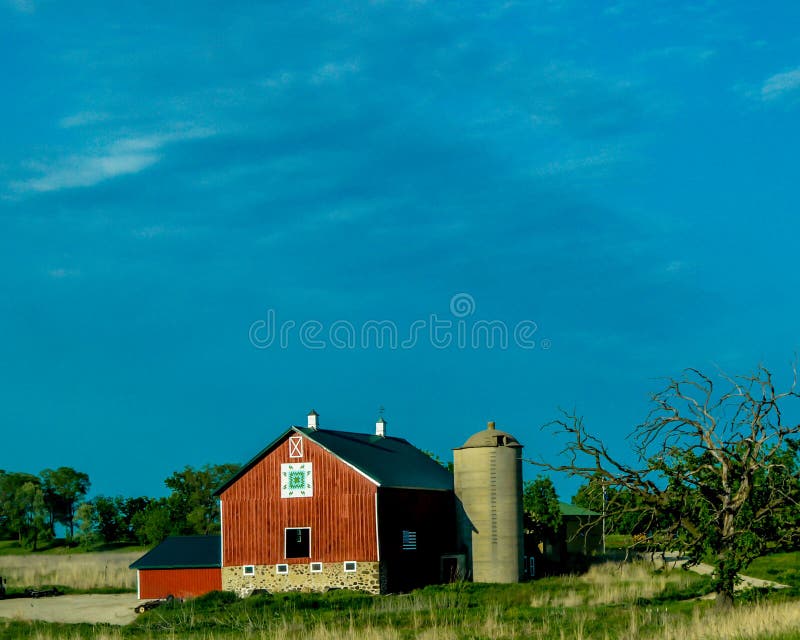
top-left (285, 527), bottom-right (311, 558)
top-left (310, 562), bottom-right (323, 573)
top-left (401, 530), bottom-right (417, 551)
top-left (276, 564), bottom-right (289, 575)
top-left (343, 561), bottom-right (357, 573)
top-left (288, 436), bottom-right (303, 458)
top-left (243, 565), bottom-right (255, 576)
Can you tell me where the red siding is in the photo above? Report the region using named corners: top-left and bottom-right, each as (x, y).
top-left (138, 568), bottom-right (221, 599)
top-left (220, 435), bottom-right (378, 566)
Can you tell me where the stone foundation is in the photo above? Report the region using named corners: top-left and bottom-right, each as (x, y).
top-left (223, 562), bottom-right (382, 596)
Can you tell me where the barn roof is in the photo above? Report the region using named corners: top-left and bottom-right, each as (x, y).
top-left (129, 535), bottom-right (221, 570)
top-left (214, 426), bottom-right (454, 495)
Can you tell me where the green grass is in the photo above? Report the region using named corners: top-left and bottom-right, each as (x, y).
top-left (604, 533), bottom-right (634, 550)
top-left (744, 552), bottom-right (800, 588)
top-left (0, 559), bottom-right (798, 639)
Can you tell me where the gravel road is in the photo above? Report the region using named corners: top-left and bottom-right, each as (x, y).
top-left (0, 593), bottom-right (139, 625)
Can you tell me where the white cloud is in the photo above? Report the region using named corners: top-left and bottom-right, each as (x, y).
top-left (761, 67), bottom-right (800, 101)
top-left (18, 151), bottom-right (160, 193)
top-left (311, 60), bottom-right (360, 84)
top-left (47, 267), bottom-right (80, 279)
top-left (13, 127), bottom-right (214, 193)
top-left (59, 111), bottom-right (109, 128)
top-left (533, 148), bottom-right (621, 177)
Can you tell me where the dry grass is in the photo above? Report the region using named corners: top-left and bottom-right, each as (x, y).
top-left (0, 552), bottom-right (138, 591)
top-left (644, 600), bottom-right (800, 640)
top-left (530, 561), bottom-right (700, 607)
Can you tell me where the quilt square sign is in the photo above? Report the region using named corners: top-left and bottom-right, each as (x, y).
top-left (281, 462), bottom-right (313, 498)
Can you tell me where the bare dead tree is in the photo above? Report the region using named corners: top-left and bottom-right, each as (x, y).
top-left (532, 364), bottom-right (800, 609)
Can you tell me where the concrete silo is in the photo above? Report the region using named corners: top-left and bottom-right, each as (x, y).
top-left (453, 421), bottom-right (523, 583)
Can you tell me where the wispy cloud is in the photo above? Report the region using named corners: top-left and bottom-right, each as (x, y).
top-left (47, 267), bottom-right (80, 279)
top-left (12, 128), bottom-right (214, 194)
top-left (761, 67), bottom-right (800, 101)
top-left (59, 111), bottom-right (110, 129)
top-left (4, 0), bottom-right (34, 13)
top-left (17, 150), bottom-right (160, 193)
top-left (310, 60), bottom-right (360, 84)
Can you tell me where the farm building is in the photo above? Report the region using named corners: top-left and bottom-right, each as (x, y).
top-left (214, 412), bottom-right (457, 595)
top-left (130, 535), bottom-right (221, 599)
top-left (524, 502), bottom-right (603, 575)
top-left (131, 413), bottom-right (529, 597)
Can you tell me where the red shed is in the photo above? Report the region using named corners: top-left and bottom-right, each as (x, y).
top-left (214, 412), bottom-right (456, 594)
top-left (130, 535), bottom-right (221, 599)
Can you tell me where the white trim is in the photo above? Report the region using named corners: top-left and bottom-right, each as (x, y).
top-left (243, 565), bottom-right (255, 576)
top-left (136, 569), bottom-right (140, 600)
top-left (219, 498), bottom-right (224, 569)
top-left (276, 564), bottom-right (289, 575)
top-left (343, 561), bottom-right (357, 573)
top-left (310, 562), bottom-right (323, 573)
top-left (296, 428), bottom-right (380, 486)
top-left (284, 526), bottom-right (312, 558)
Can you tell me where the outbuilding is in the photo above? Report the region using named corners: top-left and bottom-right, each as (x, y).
top-left (130, 535), bottom-right (222, 599)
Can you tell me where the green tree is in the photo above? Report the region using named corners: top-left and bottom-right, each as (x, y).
top-left (164, 464), bottom-right (240, 535)
top-left (539, 365), bottom-right (800, 609)
top-left (522, 476), bottom-right (562, 543)
top-left (131, 498), bottom-right (172, 546)
top-left (0, 472), bottom-right (51, 548)
top-left (118, 497), bottom-right (151, 541)
top-left (39, 467), bottom-right (90, 540)
top-left (74, 502), bottom-right (100, 549)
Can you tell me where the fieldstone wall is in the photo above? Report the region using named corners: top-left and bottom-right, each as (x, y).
top-left (223, 562), bottom-right (381, 596)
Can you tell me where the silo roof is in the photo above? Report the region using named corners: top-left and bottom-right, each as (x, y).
top-left (457, 426), bottom-right (522, 449)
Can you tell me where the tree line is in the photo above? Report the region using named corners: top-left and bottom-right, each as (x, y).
top-left (0, 463), bottom-right (239, 550)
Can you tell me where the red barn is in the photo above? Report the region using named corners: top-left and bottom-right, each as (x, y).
top-left (130, 535), bottom-right (221, 599)
top-left (214, 412), bottom-right (456, 594)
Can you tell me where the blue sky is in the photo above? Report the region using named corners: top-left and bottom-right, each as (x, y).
top-left (2, 1), bottom-right (799, 501)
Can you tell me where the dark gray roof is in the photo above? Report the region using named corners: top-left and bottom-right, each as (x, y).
top-left (215, 426), bottom-right (454, 495)
top-left (129, 535), bottom-right (220, 570)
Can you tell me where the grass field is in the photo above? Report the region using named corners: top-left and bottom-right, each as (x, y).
top-left (0, 551), bottom-right (139, 592)
top-left (0, 554), bottom-right (797, 639)
top-left (742, 552), bottom-right (800, 589)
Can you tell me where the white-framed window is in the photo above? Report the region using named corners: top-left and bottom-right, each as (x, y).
top-left (243, 565), bottom-right (255, 576)
top-left (401, 530), bottom-right (417, 551)
top-left (343, 561), bottom-right (357, 573)
top-left (276, 564), bottom-right (289, 575)
top-left (288, 436), bottom-right (303, 458)
top-left (285, 527), bottom-right (311, 558)
top-left (310, 562), bottom-right (323, 573)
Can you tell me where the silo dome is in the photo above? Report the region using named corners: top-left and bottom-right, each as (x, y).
top-left (453, 421), bottom-right (524, 584)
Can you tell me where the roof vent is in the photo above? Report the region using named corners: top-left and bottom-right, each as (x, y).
top-left (376, 416), bottom-right (387, 437)
top-left (487, 421), bottom-right (496, 430)
top-left (308, 410), bottom-right (319, 430)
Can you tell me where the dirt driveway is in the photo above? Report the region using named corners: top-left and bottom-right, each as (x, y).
top-left (0, 593), bottom-right (139, 625)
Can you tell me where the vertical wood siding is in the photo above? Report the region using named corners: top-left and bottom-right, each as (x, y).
top-left (220, 435), bottom-right (378, 566)
top-left (139, 568), bottom-right (221, 599)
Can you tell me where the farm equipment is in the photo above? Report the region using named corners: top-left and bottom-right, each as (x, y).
top-left (23, 586), bottom-right (62, 598)
top-left (135, 594), bottom-right (174, 614)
